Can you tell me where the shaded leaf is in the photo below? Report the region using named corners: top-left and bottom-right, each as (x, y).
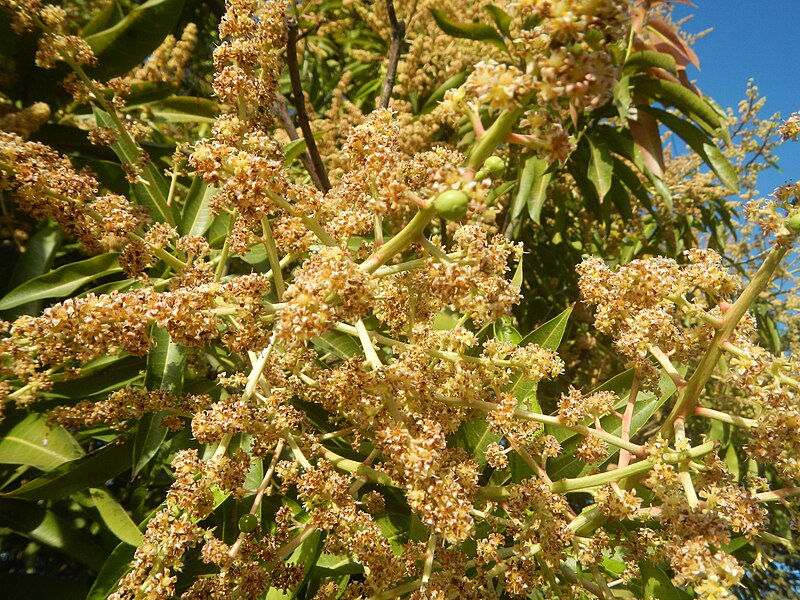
top-left (4, 439), bottom-right (133, 501)
top-left (84, 0), bottom-right (186, 79)
top-left (642, 561), bottom-right (691, 600)
top-left (3, 220), bottom-right (63, 317)
top-left (512, 156), bottom-right (551, 223)
top-left (634, 77), bottom-right (723, 135)
top-left (85, 541), bottom-right (136, 600)
top-left (0, 499), bottom-right (107, 571)
top-left (0, 414), bottom-right (84, 471)
top-left (0, 574), bottom-right (87, 600)
top-left (0, 252), bottom-right (121, 311)
top-left (587, 136), bottom-right (614, 201)
top-left (88, 487), bottom-right (144, 546)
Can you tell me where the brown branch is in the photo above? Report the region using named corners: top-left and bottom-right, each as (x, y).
top-left (285, 17), bottom-right (331, 193)
top-left (378, 0), bottom-right (405, 110)
top-left (272, 94), bottom-right (326, 192)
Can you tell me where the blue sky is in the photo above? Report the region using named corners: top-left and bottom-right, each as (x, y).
top-left (671, 1), bottom-right (800, 197)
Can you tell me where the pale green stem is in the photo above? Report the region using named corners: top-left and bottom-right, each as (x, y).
top-left (359, 204), bottom-right (438, 273)
top-left (466, 106), bottom-right (525, 171)
top-left (284, 432), bottom-right (312, 470)
top-left (674, 419), bottom-right (699, 509)
top-left (421, 533), bottom-right (437, 585)
top-left (661, 244), bottom-right (790, 437)
top-left (420, 236), bottom-right (454, 263)
top-left (242, 336), bottom-right (275, 403)
top-left (756, 486), bottom-right (800, 502)
top-left (264, 188), bottom-right (336, 246)
top-left (260, 216), bottom-right (285, 299)
top-left (319, 446), bottom-right (395, 487)
top-left (648, 344), bottom-right (686, 388)
top-left (617, 369), bottom-right (640, 471)
top-left (694, 406), bottom-right (757, 428)
top-left (214, 236), bottom-right (231, 282)
top-left (372, 251), bottom-right (466, 277)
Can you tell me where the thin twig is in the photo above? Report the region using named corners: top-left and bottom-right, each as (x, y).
top-left (378, 0), bottom-right (405, 109)
top-left (272, 94), bottom-right (327, 191)
top-left (285, 17), bottom-right (331, 192)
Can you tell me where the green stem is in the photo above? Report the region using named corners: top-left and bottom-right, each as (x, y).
top-left (359, 204), bottom-right (438, 273)
top-left (465, 107), bottom-right (524, 171)
top-left (260, 216), bottom-right (285, 299)
top-left (660, 244), bottom-right (790, 437)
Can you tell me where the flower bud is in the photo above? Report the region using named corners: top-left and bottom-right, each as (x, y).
top-left (787, 211), bottom-right (800, 232)
top-left (433, 189), bottom-right (469, 221)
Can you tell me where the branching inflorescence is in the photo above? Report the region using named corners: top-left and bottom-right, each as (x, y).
top-left (0, 0), bottom-right (799, 599)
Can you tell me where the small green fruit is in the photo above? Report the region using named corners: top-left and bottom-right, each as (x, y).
top-left (787, 211), bottom-right (800, 232)
top-left (483, 156), bottom-right (505, 177)
top-left (433, 189), bottom-right (469, 221)
top-left (238, 513), bottom-right (259, 533)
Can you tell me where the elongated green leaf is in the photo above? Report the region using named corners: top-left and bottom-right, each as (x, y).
top-left (313, 330), bottom-right (361, 358)
top-left (4, 439), bottom-right (133, 501)
top-left (179, 177), bottom-right (215, 237)
top-left (0, 252), bottom-right (121, 311)
top-left (643, 106), bottom-right (739, 192)
top-left (4, 221), bottom-right (63, 317)
top-left (512, 156), bottom-right (552, 223)
top-left (624, 50), bottom-right (677, 74)
top-left (94, 108), bottom-right (174, 225)
top-left (421, 71), bottom-right (467, 114)
top-left (547, 369), bottom-right (678, 480)
top-left (642, 561), bottom-right (691, 600)
top-left (483, 5), bottom-right (513, 37)
top-left (430, 9), bottom-right (507, 51)
top-left (48, 355), bottom-right (145, 400)
top-left (80, 0), bottom-right (123, 37)
top-left (85, 541), bottom-right (136, 600)
top-left (587, 136), bottom-right (614, 201)
top-left (282, 137), bottom-right (308, 165)
top-left (0, 499), bottom-right (107, 571)
top-left (450, 419), bottom-right (501, 466)
top-left (519, 306), bottom-right (573, 351)
top-left (145, 325), bottom-right (186, 393)
top-left (84, 0), bottom-right (186, 79)
top-left (88, 487), bottom-right (144, 546)
top-left (0, 414), bottom-right (84, 471)
top-left (634, 77), bottom-right (723, 135)
top-left (131, 411), bottom-right (169, 478)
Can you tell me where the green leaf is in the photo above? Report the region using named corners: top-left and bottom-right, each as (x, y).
top-left (511, 156), bottom-right (552, 223)
top-left (450, 418), bottom-right (501, 466)
top-left (4, 439), bottom-right (133, 501)
top-left (547, 369), bottom-right (678, 480)
top-left (150, 96), bottom-right (219, 122)
top-left (641, 561), bottom-right (691, 600)
top-left (94, 107), bottom-right (174, 225)
top-left (85, 541), bottom-right (136, 600)
top-left (633, 77), bottom-right (723, 136)
top-left (3, 220), bottom-right (63, 317)
top-left (624, 51), bottom-right (677, 74)
top-left (587, 136), bottom-right (614, 201)
top-left (0, 252), bottom-right (121, 311)
top-left (0, 414), bottom-right (84, 471)
top-left (179, 177), bottom-right (215, 237)
top-left (0, 499), bottom-right (108, 571)
top-left (483, 5), bottom-right (513, 37)
top-left (519, 306), bottom-right (573, 351)
top-left (81, 0), bottom-right (123, 37)
top-left (145, 325), bottom-right (186, 393)
top-left (131, 411), bottom-right (169, 478)
top-left (642, 106), bottom-right (739, 192)
top-left (84, 0), bottom-right (186, 79)
top-left (88, 487), bottom-right (144, 546)
top-left (420, 71), bottom-right (468, 114)
top-left (493, 317), bottom-right (521, 344)
top-left (430, 9), bottom-right (507, 51)
top-left (312, 330), bottom-right (361, 359)
top-left (282, 137), bottom-right (308, 165)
